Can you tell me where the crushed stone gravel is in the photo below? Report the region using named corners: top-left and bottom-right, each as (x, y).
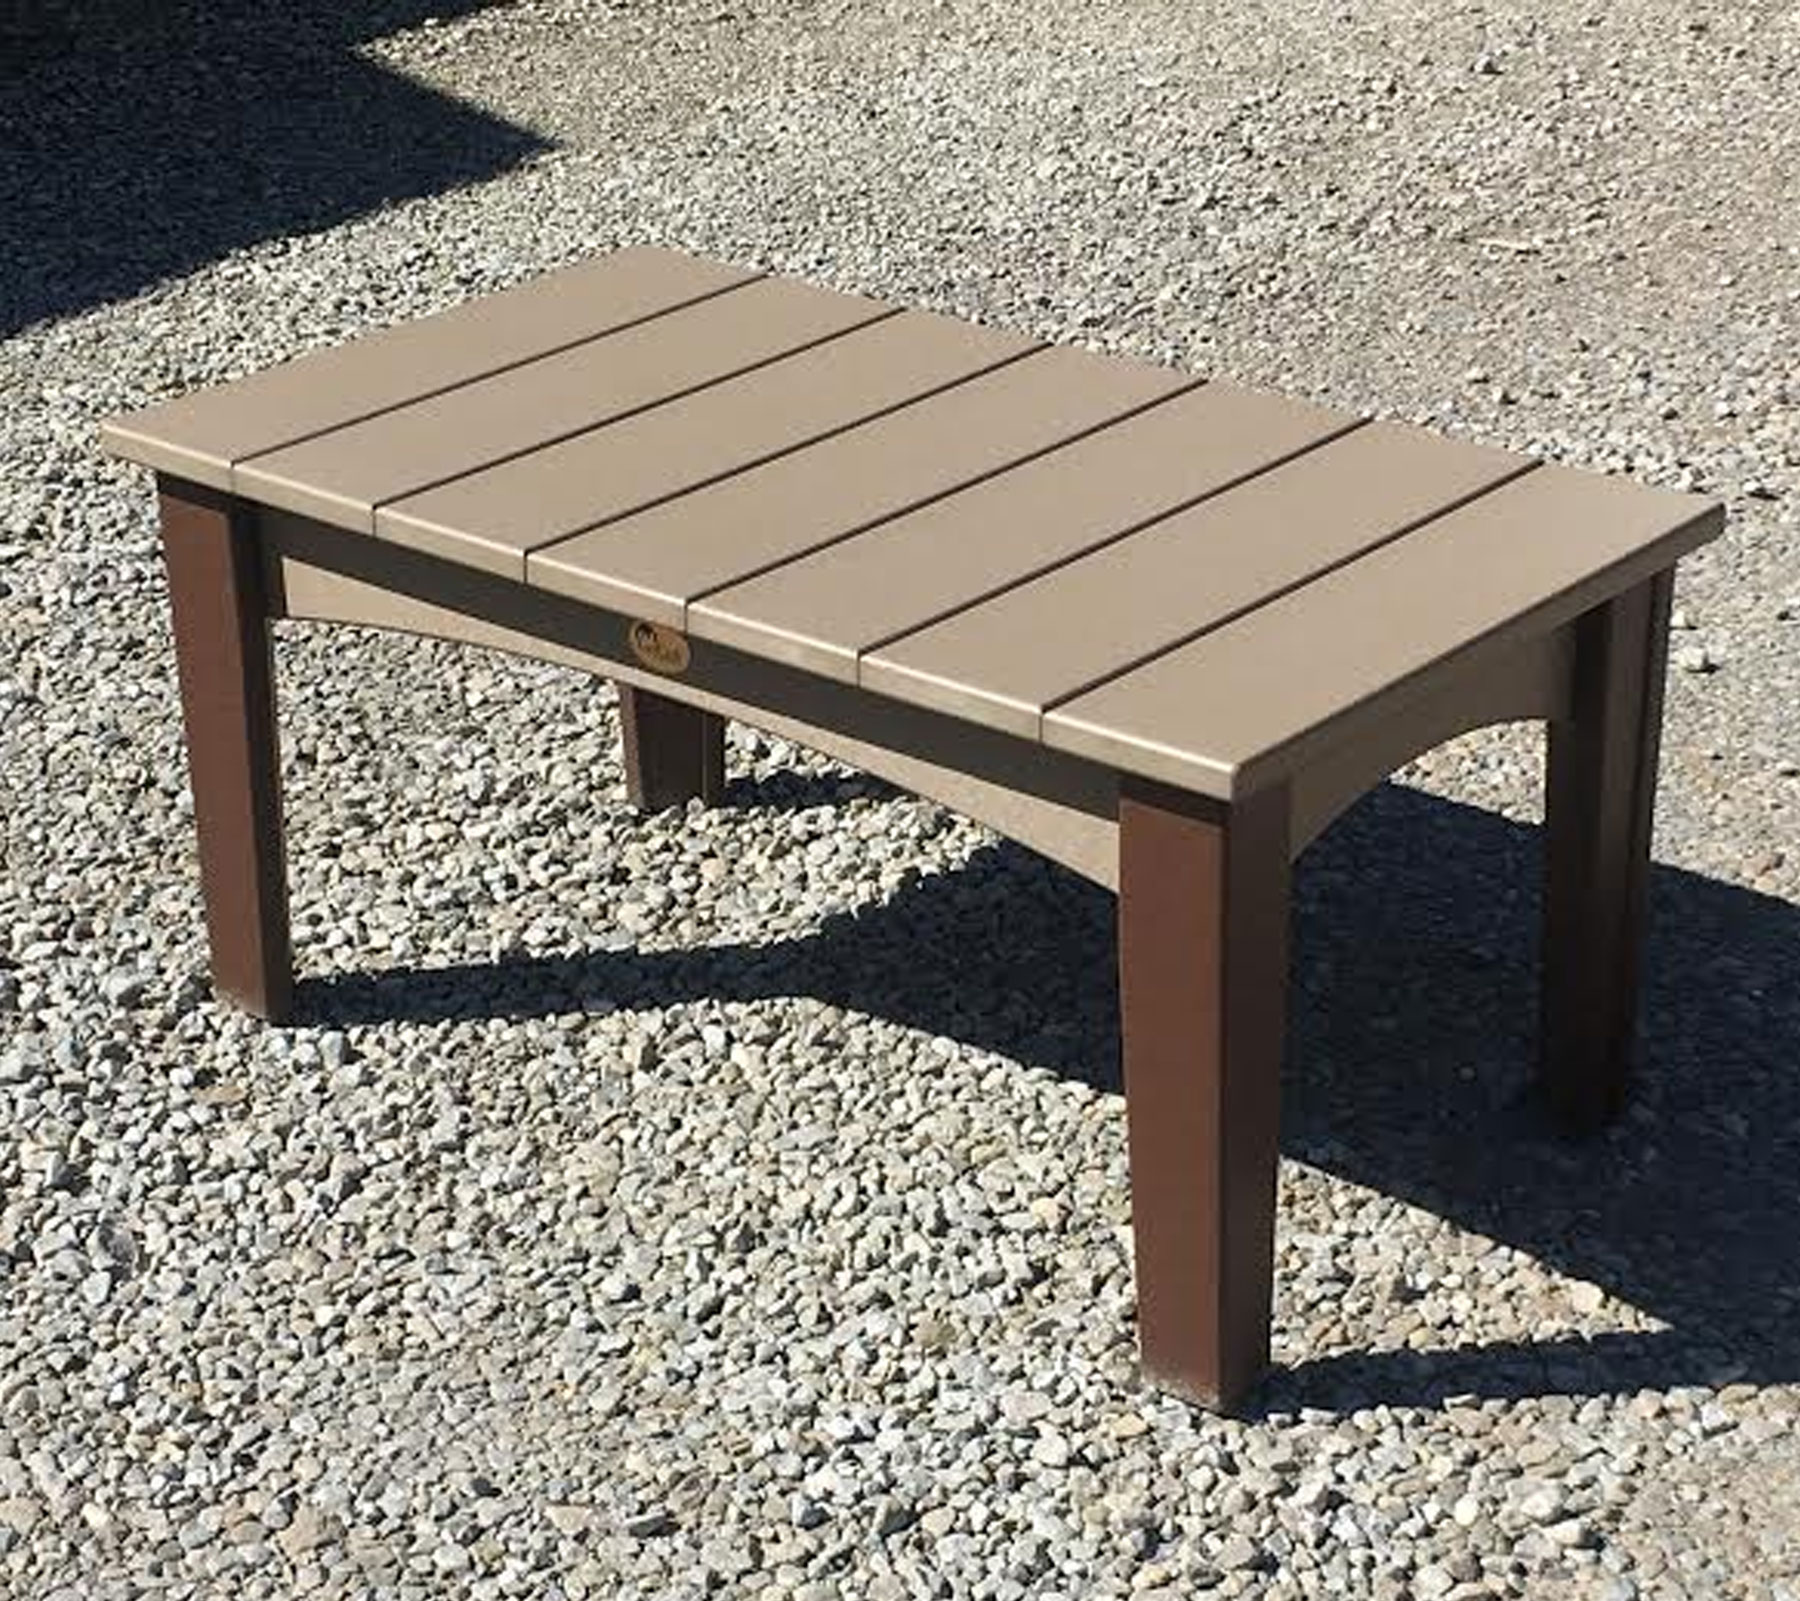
top-left (3, 2), bottom-right (1798, 1597)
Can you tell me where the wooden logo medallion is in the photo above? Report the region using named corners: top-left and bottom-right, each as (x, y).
top-left (627, 619), bottom-right (691, 675)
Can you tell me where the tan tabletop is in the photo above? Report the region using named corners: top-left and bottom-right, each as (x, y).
top-left (103, 244), bottom-right (1721, 802)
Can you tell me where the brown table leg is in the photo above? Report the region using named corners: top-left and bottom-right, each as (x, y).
top-left (1118, 776), bottom-right (1290, 1411)
top-left (619, 685), bottom-right (726, 810)
top-left (1541, 568), bottom-right (1675, 1130)
top-left (158, 476), bottom-right (294, 1023)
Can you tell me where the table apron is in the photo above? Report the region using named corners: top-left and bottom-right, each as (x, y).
top-left (258, 505), bottom-right (1137, 886)
top-left (255, 503), bottom-right (1609, 879)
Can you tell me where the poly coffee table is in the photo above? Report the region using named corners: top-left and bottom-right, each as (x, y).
top-left (102, 245), bottom-right (1722, 1409)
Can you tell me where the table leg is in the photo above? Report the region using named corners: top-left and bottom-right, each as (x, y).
top-left (158, 477), bottom-right (293, 1022)
top-left (619, 685), bottom-right (726, 810)
top-left (1541, 568), bottom-right (1675, 1130)
top-left (1118, 777), bottom-right (1290, 1410)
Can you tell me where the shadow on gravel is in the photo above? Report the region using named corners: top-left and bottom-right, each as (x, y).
top-left (722, 770), bottom-right (903, 809)
top-left (0, 1), bottom-right (546, 337)
top-left (299, 782), bottom-right (1800, 1415)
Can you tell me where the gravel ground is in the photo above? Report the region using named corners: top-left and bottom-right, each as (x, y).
top-left (4, 1), bottom-right (1800, 1596)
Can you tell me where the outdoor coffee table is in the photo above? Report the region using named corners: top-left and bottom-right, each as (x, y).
top-left (102, 245), bottom-right (1722, 1409)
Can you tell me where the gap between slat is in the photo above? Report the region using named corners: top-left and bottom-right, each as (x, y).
top-left (353, 305), bottom-right (908, 524)
top-left (521, 342), bottom-right (1053, 565)
top-left (1033, 458), bottom-right (1546, 726)
top-left (844, 414), bottom-right (1375, 667)
top-left (676, 375), bottom-right (1214, 621)
top-left (229, 271), bottom-right (766, 478)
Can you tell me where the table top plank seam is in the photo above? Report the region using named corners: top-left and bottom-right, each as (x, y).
top-left (506, 338), bottom-right (1052, 576)
top-left (840, 413), bottom-right (1376, 666)
top-left (672, 373), bottom-right (1215, 623)
top-left (1041, 469), bottom-right (1720, 796)
top-left (344, 303), bottom-right (910, 533)
top-left (371, 314), bottom-right (1045, 577)
top-left (850, 422), bottom-right (1531, 740)
top-left (225, 273), bottom-right (768, 489)
top-left (101, 248), bottom-right (761, 490)
top-left (677, 384), bottom-right (1363, 683)
top-left (1213, 494), bottom-right (1721, 791)
top-left (1029, 457), bottom-right (1546, 727)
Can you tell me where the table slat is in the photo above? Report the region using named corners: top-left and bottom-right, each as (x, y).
top-left (99, 247), bottom-right (750, 489)
top-left (377, 311), bottom-right (1035, 578)
top-left (232, 278), bottom-right (892, 532)
top-left (527, 345), bottom-right (1190, 626)
top-left (860, 423), bottom-right (1528, 736)
top-left (685, 384), bottom-right (1359, 679)
top-left (1045, 465), bottom-right (1722, 794)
